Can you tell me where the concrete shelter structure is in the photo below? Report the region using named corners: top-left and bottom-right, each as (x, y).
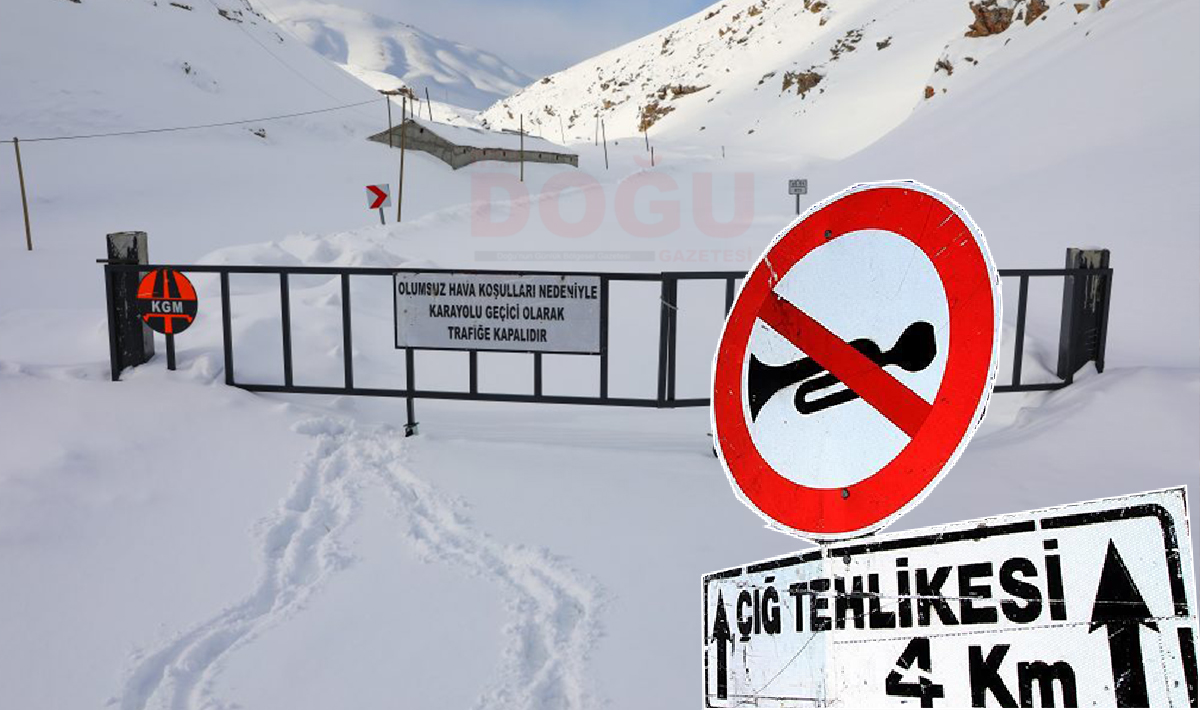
top-left (368, 119), bottom-right (579, 170)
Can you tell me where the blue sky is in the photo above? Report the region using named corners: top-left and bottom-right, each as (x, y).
top-left (328, 0), bottom-right (713, 76)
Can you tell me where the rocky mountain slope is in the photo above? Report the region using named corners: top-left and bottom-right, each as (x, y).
top-left (479, 0), bottom-right (1126, 157)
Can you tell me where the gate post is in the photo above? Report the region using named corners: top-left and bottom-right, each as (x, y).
top-left (1056, 247), bottom-right (1112, 382)
top-left (404, 347), bottom-right (419, 436)
top-left (105, 231), bottom-right (154, 380)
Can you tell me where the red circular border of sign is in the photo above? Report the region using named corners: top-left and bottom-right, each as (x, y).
top-left (712, 184), bottom-right (998, 538)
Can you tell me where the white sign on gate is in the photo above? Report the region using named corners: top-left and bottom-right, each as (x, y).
top-left (702, 487), bottom-right (1198, 708)
top-left (394, 272), bottom-right (601, 353)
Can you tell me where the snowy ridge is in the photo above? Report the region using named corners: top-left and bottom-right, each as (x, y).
top-left (113, 416), bottom-right (602, 710)
top-left (264, 0), bottom-right (532, 109)
top-left (479, 0), bottom-right (1123, 156)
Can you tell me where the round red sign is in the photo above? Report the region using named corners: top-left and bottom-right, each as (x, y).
top-left (136, 268), bottom-right (198, 335)
top-left (712, 181), bottom-right (1001, 540)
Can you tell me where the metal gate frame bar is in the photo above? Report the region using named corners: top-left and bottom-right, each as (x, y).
top-left (103, 263), bottom-right (1113, 433)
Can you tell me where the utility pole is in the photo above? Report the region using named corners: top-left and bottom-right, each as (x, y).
top-left (380, 89), bottom-right (403, 147)
top-left (12, 137), bottom-right (32, 250)
top-left (601, 120), bottom-right (609, 171)
top-left (382, 92), bottom-right (393, 148)
top-left (424, 87), bottom-right (433, 120)
top-left (519, 114), bottom-right (525, 182)
top-left (397, 96), bottom-right (407, 222)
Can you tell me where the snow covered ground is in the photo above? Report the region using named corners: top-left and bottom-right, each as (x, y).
top-left (1, 0), bottom-right (1197, 708)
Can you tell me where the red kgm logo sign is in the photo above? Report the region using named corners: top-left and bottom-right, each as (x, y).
top-left (136, 268), bottom-right (198, 335)
top-left (711, 180), bottom-right (1002, 541)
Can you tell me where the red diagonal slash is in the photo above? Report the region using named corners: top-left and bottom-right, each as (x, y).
top-left (757, 291), bottom-right (933, 438)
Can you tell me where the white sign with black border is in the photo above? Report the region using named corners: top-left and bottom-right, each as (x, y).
top-left (394, 271), bottom-right (602, 354)
top-left (702, 487), bottom-right (1198, 708)
top-left (788, 179), bottom-right (808, 196)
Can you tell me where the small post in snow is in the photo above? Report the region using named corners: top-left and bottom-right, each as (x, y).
top-left (601, 120), bottom-right (609, 170)
top-left (13, 137), bottom-right (32, 250)
top-left (383, 93), bottom-right (393, 148)
top-left (379, 88), bottom-right (404, 147)
top-left (397, 95), bottom-right (406, 222)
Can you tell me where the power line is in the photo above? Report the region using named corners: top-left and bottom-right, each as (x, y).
top-left (198, 0), bottom-right (378, 124)
top-left (1, 98), bottom-right (377, 144)
top-left (201, 0), bottom-right (350, 107)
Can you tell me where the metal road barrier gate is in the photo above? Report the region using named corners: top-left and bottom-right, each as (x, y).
top-left (101, 241), bottom-right (1112, 435)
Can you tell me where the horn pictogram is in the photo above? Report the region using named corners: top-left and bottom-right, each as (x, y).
top-left (748, 321), bottom-right (937, 420)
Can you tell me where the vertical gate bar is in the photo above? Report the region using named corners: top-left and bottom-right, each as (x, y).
top-left (404, 348), bottom-right (417, 435)
top-left (341, 273), bottom-right (354, 389)
top-left (104, 266), bottom-right (121, 381)
top-left (1062, 301), bottom-right (1076, 387)
top-left (599, 276), bottom-right (610, 400)
top-left (1012, 275), bottom-right (1029, 387)
top-left (469, 350), bottom-right (478, 394)
top-left (724, 277), bottom-right (735, 315)
top-left (220, 271), bottom-right (234, 385)
top-left (1095, 271), bottom-right (1113, 373)
top-left (656, 277), bottom-right (671, 404)
top-left (1056, 250), bottom-right (1082, 381)
top-left (533, 352), bottom-right (544, 397)
top-left (280, 273), bottom-right (293, 388)
top-left (666, 277), bottom-right (678, 404)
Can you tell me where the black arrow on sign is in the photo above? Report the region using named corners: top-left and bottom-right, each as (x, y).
top-left (1089, 540), bottom-right (1159, 707)
top-left (712, 590), bottom-right (732, 700)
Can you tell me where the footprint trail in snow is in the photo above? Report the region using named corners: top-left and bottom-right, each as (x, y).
top-left (114, 418), bottom-right (602, 710)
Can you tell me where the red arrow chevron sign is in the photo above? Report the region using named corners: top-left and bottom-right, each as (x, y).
top-left (366, 184), bottom-right (391, 210)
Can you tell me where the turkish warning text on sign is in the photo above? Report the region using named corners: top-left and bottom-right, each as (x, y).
top-left (394, 272), bottom-right (601, 353)
top-left (701, 487), bottom-right (1199, 708)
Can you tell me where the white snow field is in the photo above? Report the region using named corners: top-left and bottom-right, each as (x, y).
top-left (1, 0), bottom-right (1197, 708)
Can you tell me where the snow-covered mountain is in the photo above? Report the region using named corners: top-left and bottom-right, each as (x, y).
top-left (480, 0), bottom-right (1122, 157)
top-left (1, 0), bottom-right (1197, 708)
top-left (263, 0), bottom-right (532, 109)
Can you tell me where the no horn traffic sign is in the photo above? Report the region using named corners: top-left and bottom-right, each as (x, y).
top-left (712, 181), bottom-right (1001, 540)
